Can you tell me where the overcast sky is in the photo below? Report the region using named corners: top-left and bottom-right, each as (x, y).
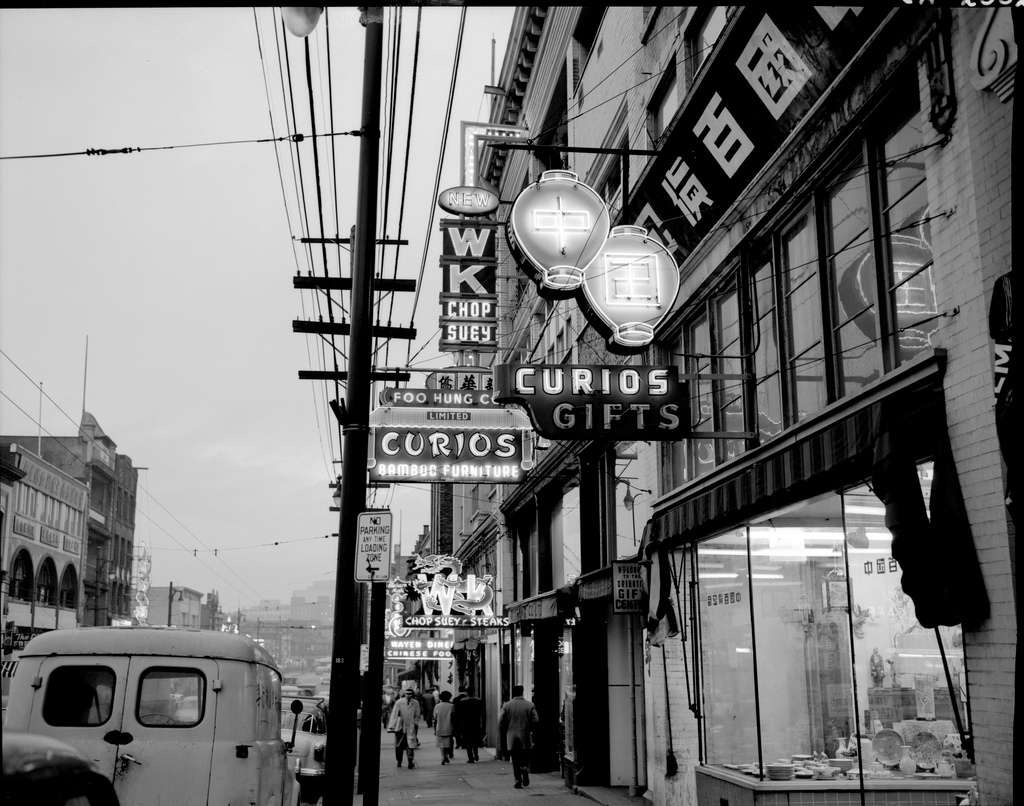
top-left (0, 6), bottom-right (516, 611)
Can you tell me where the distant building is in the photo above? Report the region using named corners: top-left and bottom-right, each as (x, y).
top-left (2, 412), bottom-right (139, 629)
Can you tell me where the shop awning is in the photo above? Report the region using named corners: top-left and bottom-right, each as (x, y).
top-left (1, 661), bottom-right (18, 677)
top-left (506, 588), bottom-right (573, 624)
top-left (650, 350), bottom-right (946, 548)
top-left (575, 568), bottom-right (612, 601)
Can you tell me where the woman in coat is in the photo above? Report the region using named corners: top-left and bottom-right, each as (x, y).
top-left (387, 688), bottom-right (421, 768)
top-left (432, 691), bottom-right (455, 764)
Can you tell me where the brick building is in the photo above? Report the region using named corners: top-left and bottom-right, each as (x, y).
top-left (479, 6), bottom-right (1015, 805)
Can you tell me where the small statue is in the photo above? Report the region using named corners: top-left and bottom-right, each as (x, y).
top-left (870, 647), bottom-right (885, 688)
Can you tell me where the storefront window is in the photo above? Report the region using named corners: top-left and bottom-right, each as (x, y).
top-left (697, 529), bottom-right (755, 764)
top-left (750, 494), bottom-right (852, 763)
top-left (845, 464), bottom-right (966, 770)
top-left (695, 464), bottom-right (970, 784)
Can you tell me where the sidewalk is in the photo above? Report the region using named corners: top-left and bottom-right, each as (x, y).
top-left (348, 724), bottom-right (646, 806)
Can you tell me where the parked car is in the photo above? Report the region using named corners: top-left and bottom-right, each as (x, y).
top-left (3, 730), bottom-right (121, 805)
top-left (282, 696), bottom-right (328, 806)
top-left (4, 626), bottom-right (293, 806)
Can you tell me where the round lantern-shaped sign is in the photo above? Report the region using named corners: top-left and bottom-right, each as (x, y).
top-left (507, 170), bottom-right (611, 296)
top-left (580, 226), bottom-right (681, 352)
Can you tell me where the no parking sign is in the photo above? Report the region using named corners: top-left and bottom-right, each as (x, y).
top-left (355, 511), bottom-right (393, 583)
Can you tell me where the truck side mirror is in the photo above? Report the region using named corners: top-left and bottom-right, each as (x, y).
top-left (287, 699), bottom-right (304, 750)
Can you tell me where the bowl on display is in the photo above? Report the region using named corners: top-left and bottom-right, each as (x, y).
top-left (813, 766), bottom-right (841, 780)
top-left (831, 757), bottom-right (856, 773)
top-left (766, 763), bottom-right (795, 781)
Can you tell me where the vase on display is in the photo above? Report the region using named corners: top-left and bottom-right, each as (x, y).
top-left (899, 746), bottom-right (917, 776)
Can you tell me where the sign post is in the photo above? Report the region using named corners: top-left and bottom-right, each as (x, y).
top-left (355, 511), bottom-right (393, 583)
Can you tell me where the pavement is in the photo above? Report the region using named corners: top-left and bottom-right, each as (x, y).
top-left (345, 724), bottom-right (647, 806)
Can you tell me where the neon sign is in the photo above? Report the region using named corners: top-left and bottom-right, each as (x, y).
top-left (399, 554), bottom-right (508, 630)
top-left (507, 172), bottom-right (680, 353)
top-left (507, 170), bottom-right (610, 294)
top-left (494, 363), bottom-right (690, 440)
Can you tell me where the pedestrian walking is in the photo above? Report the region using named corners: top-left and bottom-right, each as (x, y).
top-left (498, 685), bottom-right (539, 789)
top-left (454, 686), bottom-right (483, 762)
top-left (432, 690), bottom-right (455, 764)
top-left (451, 685), bottom-right (467, 748)
top-left (421, 686), bottom-right (436, 728)
top-left (387, 688), bottom-right (421, 768)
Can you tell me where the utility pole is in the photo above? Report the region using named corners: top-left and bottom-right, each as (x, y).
top-left (324, 8), bottom-right (383, 806)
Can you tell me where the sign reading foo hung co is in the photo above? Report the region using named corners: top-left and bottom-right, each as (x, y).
top-left (493, 363), bottom-right (690, 440)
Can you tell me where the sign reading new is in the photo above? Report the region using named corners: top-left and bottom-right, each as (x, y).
top-left (494, 363), bottom-right (690, 440)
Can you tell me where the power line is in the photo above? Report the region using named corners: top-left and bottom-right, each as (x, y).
top-left (0, 131), bottom-right (360, 161)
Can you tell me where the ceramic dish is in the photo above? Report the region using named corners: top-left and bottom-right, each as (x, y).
top-left (909, 733), bottom-right (942, 770)
top-left (831, 757), bottom-right (856, 772)
top-left (871, 729), bottom-right (904, 765)
top-left (794, 770), bottom-right (814, 778)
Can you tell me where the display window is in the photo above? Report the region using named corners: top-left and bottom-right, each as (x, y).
top-left (693, 462), bottom-right (970, 783)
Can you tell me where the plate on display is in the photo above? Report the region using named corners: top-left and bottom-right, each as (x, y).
top-left (909, 733), bottom-right (942, 769)
top-left (871, 729), bottom-right (904, 765)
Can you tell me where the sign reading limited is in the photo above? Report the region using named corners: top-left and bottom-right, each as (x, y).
top-left (494, 363), bottom-right (690, 440)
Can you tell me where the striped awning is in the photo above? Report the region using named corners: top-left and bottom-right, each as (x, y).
top-left (1, 660), bottom-right (18, 677)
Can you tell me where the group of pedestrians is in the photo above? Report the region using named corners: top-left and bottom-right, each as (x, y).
top-left (385, 682), bottom-right (538, 788)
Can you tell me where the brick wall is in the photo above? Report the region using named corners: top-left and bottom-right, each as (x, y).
top-left (927, 12), bottom-right (1015, 804)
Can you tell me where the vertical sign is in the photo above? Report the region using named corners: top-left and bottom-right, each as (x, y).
top-left (439, 219), bottom-right (500, 353)
top-left (355, 511), bottom-right (394, 583)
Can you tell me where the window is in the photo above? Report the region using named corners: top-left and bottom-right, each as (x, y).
top-left (570, 7), bottom-right (605, 93)
top-left (43, 666), bottom-right (116, 727)
top-left (689, 7), bottom-right (728, 81)
top-left (36, 559), bottom-right (57, 606)
top-left (674, 277), bottom-right (747, 482)
top-left (752, 253), bottom-right (783, 441)
top-left (781, 212), bottom-right (826, 422)
top-left (696, 470), bottom-right (969, 777)
top-left (60, 566), bottom-right (78, 609)
top-left (827, 153), bottom-right (882, 396)
top-left (11, 551), bottom-right (33, 601)
top-left (881, 111), bottom-right (935, 366)
top-left (138, 668), bottom-right (206, 727)
top-left (647, 57), bottom-right (680, 145)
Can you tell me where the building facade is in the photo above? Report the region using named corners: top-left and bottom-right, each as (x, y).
top-left (480, 6), bottom-right (1015, 806)
top-left (1, 443), bottom-right (88, 690)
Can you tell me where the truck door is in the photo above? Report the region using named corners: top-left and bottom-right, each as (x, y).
top-left (111, 656), bottom-right (219, 806)
top-left (26, 658), bottom-right (131, 777)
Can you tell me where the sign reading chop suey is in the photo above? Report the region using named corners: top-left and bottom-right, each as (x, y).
top-left (494, 363), bottom-right (690, 440)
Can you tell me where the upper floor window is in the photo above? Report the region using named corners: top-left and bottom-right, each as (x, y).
top-left (647, 56), bottom-right (680, 145)
top-left (570, 8), bottom-right (605, 94)
top-left (688, 7), bottom-right (728, 83)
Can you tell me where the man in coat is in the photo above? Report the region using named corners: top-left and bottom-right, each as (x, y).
top-left (454, 686), bottom-right (484, 762)
top-left (498, 685), bottom-right (539, 788)
top-left (387, 687), bottom-right (421, 768)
